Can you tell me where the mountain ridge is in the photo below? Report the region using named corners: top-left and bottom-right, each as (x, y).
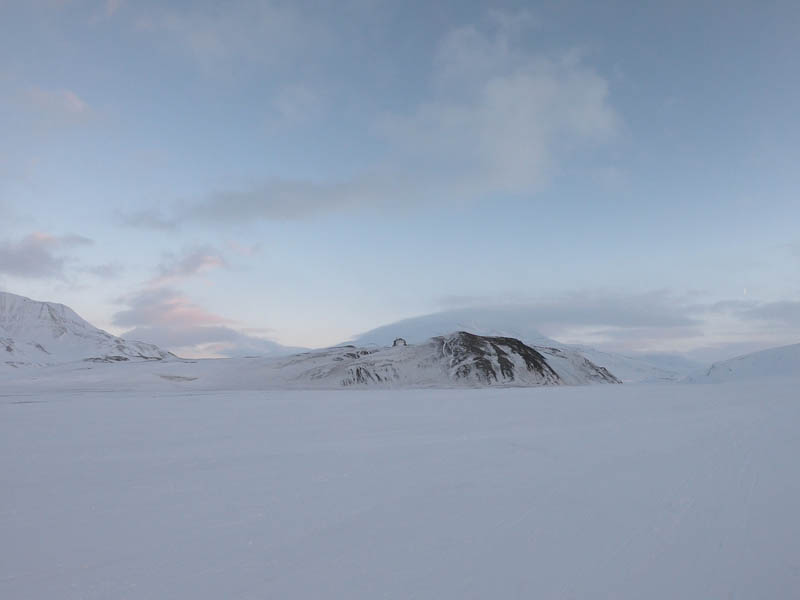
top-left (686, 342), bottom-right (800, 383)
top-left (0, 291), bottom-right (173, 367)
top-left (352, 307), bottom-right (701, 382)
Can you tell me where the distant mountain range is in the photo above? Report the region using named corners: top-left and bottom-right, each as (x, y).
top-left (0, 292), bottom-right (618, 388)
top-left (6, 291), bottom-right (794, 389)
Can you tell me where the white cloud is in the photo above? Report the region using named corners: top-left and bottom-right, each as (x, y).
top-left (180, 174), bottom-right (404, 223)
top-left (113, 287), bottom-right (230, 329)
top-left (113, 287), bottom-right (297, 358)
top-left (134, 14), bottom-right (620, 225)
top-left (0, 232), bottom-right (92, 279)
top-left (432, 290), bottom-right (800, 359)
top-left (378, 29), bottom-right (619, 193)
top-left (150, 245), bottom-right (227, 286)
top-left (136, 1), bottom-right (324, 69)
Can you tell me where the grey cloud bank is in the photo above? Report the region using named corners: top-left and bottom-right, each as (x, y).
top-left (0, 233), bottom-right (92, 279)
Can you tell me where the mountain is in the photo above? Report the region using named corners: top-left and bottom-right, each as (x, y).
top-left (352, 308), bottom-right (695, 383)
top-left (272, 332), bottom-right (620, 388)
top-left (0, 331), bottom-right (620, 390)
top-left (0, 291), bottom-right (172, 368)
top-left (567, 346), bottom-right (703, 383)
top-left (686, 342), bottom-right (800, 383)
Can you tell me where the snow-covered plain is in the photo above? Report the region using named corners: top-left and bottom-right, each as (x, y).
top-left (3, 380), bottom-right (799, 599)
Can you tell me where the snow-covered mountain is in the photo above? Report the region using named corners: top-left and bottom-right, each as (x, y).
top-left (567, 346), bottom-right (702, 383)
top-left (0, 330), bottom-right (620, 390)
top-left (686, 342), bottom-right (800, 383)
top-left (352, 308), bottom-right (697, 383)
top-left (273, 332), bottom-right (619, 388)
top-left (0, 294), bottom-right (617, 387)
top-left (0, 291), bottom-right (172, 368)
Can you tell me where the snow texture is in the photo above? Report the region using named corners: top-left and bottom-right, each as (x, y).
top-left (2, 379), bottom-right (799, 599)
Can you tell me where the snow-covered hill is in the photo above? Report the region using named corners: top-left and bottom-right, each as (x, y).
top-left (0, 291), bottom-right (172, 368)
top-left (568, 346), bottom-right (701, 383)
top-left (0, 331), bottom-right (620, 390)
top-left (274, 332), bottom-right (619, 388)
top-left (352, 308), bottom-right (697, 383)
top-left (686, 342), bottom-right (800, 383)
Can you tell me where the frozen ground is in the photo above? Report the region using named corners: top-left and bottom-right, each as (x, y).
top-left (2, 381), bottom-right (799, 599)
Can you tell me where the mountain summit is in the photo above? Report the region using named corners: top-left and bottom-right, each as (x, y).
top-left (353, 307), bottom-right (701, 382)
top-left (0, 291), bottom-right (172, 368)
top-left (263, 331), bottom-right (620, 388)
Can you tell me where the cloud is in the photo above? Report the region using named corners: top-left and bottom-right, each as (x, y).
top-left (25, 87), bottom-right (92, 123)
top-left (439, 290), bottom-right (701, 330)
top-left (378, 32), bottom-right (618, 193)
top-left (227, 241), bottom-right (261, 257)
top-left (136, 1), bottom-right (323, 70)
top-left (270, 84), bottom-right (324, 127)
top-left (735, 301), bottom-right (800, 326)
top-left (428, 290), bottom-right (800, 357)
top-left (118, 208), bottom-right (178, 231)
top-left (113, 287), bottom-right (297, 357)
top-left (104, 0), bottom-right (123, 17)
top-left (130, 13), bottom-right (620, 226)
top-left (110, 244), bottom-right (288, 357)
top-left (782, 241), bottom-right (800, 258)
top-left (150, 245), bottom-right (226, 286)
top-left (180, 174), bottom-right (406, 223)
top-left (88, 0), bottom-right (124, 24)
top-left (113, 287), bottom-right (229, 329)
top-left (122, 325), bottom-right (297, 358)
top-left (0, 232), bottom-right (92, 279)
top-left (82, 262), bottom-right (124, 278)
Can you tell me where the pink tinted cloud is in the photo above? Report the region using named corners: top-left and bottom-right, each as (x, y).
top-left (149, 246), bottom-right (227, 286)
top-left (113, 287), bottom-right (232, 328)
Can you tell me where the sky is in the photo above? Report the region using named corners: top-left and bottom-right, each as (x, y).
top-left (1, 0), bottom-right (799, 361)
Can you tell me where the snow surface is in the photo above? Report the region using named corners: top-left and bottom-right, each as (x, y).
top-left (353, 308), bottom-right (701, 382)
top-left (2, 379), bottom-right (800, 599)
top-left (687, 342), bottom-right (800, 383)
